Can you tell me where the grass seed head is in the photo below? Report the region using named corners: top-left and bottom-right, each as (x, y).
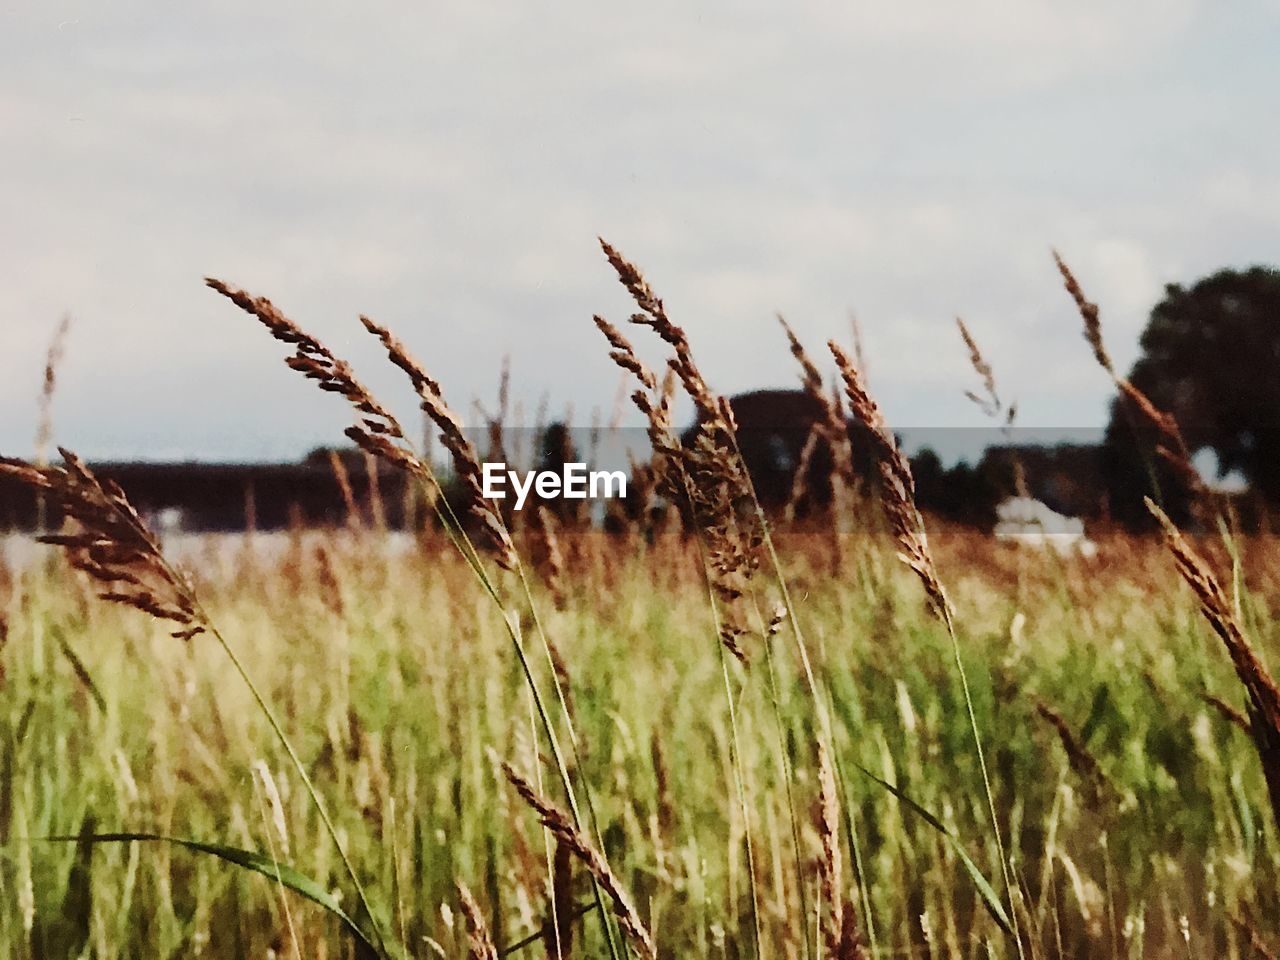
top-left (0, 450), bottom-right (205, 640)
top-left (1052, 251), bottom-right (1113, 375)
top-left (502, 761), bottom-right (656, 959)
top-left (457, 882), bottom-right (499, 960)
top-left (829, 340), bottom-right (952, 625)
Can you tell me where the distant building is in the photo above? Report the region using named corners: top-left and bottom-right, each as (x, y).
top-left (0, 451), bottom-right (418, 533)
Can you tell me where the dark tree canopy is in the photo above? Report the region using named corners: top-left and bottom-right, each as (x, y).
top-left (1105, 265), bottom-right (1280, 522)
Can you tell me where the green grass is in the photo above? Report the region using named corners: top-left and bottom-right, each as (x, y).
top-left (0, 528), bottom-right (1277, 958)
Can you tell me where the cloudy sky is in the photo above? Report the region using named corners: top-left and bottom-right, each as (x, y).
top-left (3, 1), bottom-right (1278, 462)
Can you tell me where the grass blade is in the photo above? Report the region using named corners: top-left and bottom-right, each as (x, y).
top-left (854, 764), bottom-right (1013, 935)
top-left (40, 832), bottom-right (382, 957)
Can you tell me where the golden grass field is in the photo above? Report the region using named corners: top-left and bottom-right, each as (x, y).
top-left (2, 244), bottom-right (1278, 959)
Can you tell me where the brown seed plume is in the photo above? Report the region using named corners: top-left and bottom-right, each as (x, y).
top-left (457, 882), bottom-right (499, 960)
top-left (1147, 497), bottom-right (1280, 828)
top-left (358, 313), bottom-right (516, 569)
top-left (779, 314), bottom-right (826, 401)
top-left (956, 317), bottom-right (1001, 417)
top-left (829, 341), bottom-right (952, 625)
top-left (1052, 251), bottom-right (1113, 374)
top-left (327, 450), bottom-right (362, 529)
top-left (593, 316), bottom-right (657, 393)
top-left (207, 278), bottom-right (516, 568)
top-left (596, 247), bottom-right (764, 662)
top-left (205, 279), bottom-right (404, 442)
top-left (954, 318), bottom-right (1028, 500)
top-left (778, 316), bottom-right (857, 496)
top-left (784, 426), bottom-right (824, 522)
top-left (1051, 255), bottom-right (1205, 507)
top-left (599, 237), bottom-right (718, 421)
top-left (816, 742), bottom-right (844, 955)
top-left (814, 742), bottom-right (869, 960)
top-left (0, 450), bottom-right (204, 640)
top-left (502, 762), bottom-right (655, 959)
top-left (835, 911), bottom-right (870, 960)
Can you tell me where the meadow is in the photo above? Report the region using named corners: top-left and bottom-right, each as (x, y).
top-left (1, 244), bottom-right (1277, 959)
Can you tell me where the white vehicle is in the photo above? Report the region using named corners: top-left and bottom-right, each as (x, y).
top-left (993, 496), bottom-right (1097, 556)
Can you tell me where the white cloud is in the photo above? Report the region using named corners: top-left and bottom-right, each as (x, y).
top-left (2, 0), bottom-right (1276, 461)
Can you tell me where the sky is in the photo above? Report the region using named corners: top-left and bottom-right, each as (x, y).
top-left (3, 1), bottom-right (1278, 463)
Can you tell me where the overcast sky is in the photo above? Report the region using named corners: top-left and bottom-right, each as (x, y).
top-left (3, 1), bottom-right (1278, 462)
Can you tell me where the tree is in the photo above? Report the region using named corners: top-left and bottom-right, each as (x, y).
top-left (683, 389), bottom-right (832, 508)
top-left (1105, 266), bottom-right (1280, 523)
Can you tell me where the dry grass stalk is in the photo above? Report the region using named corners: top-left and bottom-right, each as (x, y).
top-left (312, 543), bottom-right (347, 618)
top-left (35, 314), bottom-right (72, 467)
top-left (829, 341), bottom-right (952, 625)
top-left (1147, 497), bottom-right (1280, 826)
top-left (364, 451), bottom-right (386, 531)
top-left (1232, 914), bottom-right (1279, 960)
top-left (835, 912), bottom-right (869, 960)
top-left (33, 315), bottom-right (72, 532)
top-left (815, 742), bottom-right (868, 960)
top-left (1051, 255), bottom-right (1205, 506)
top-left (204, 279), bottom-right (404, 444)
top-left (206, 279), bottom-right (515, 568)
top-left (684, 417), bottom-right (765, 663)
top-left (649, 732), bottom-right (676, 841)
top-left (593, 316), bottom-right (657, 393)
top-left (956, 317), bottom-right (1001, 417)
top-left (1202, 692), bottom-right (1251, 734)
top-left (358, 313), bottom-right (515, 568)
top-left (599, 238), bottom-right (717, 421)
top-left (502, 761), bottom-right (655, 959)
top-left (816, 742), bottom-right (844, 954)
top-left (595, 248), bottom-right (764, 662)
top-left (848, 310), bottom-right (868, 383)
top-left (955, 318), bottom-right (1027, 498)
top-left (457, 882), bottom-right (499, 960)
top-left (1035, 702), bottom-right (1110, 810)
top-left (593, 318), bottom-right (681, 506)
top-left (0, 450), bottom-right (204, 640)
top-left (326, 450), bottom-right (362, 529)
top-left (1051, 252), bottom-right (1113, 374)
top-left (547, 838), bottom-right (575, 960)
top-left (531, 505), bottom-right (569, 610)
top-left (543, 634), bottom-right (577, 724)
top-left (486, 354), bottom-right (512, 465)
top-left (779, 313), bottom-right (827, 402)
top-left (778, 316), bottom-right (853, 453)
top-left (778, 316), bottom-right (858, 500)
